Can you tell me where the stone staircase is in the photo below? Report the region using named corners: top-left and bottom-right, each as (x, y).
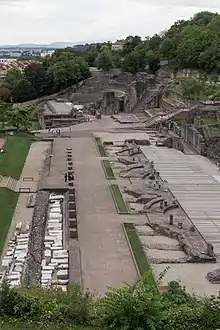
top-left (0, 175), bottom-right (18, 191)
top-left (144, 104), bottom-right (199, 128)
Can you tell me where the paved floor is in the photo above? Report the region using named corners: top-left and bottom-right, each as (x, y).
top-left (141, 145), bottom-right (220, 258)
top-left (70, 136), bottom-right (137, 296)
top-left (152, 262), bottom-right (220, 296)
top-left (17, 142), bottom-right (50, 192)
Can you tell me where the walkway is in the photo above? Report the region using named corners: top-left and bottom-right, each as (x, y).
top-left (0, 142), bottom-right (50, 192)
top-left (0, 142), bottom-right (50, 263)
top-left (141, 145), bottom-right (220, 258)
top-left (70, 136), bottom-right (137, 295)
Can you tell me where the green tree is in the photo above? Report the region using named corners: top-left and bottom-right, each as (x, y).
top-left (180, 78), bottom-right (205, 100)
top-left (4, 69), bottom-right (23, 89)
top-left (123, 35), bottom-right (142, 54)
top-left (11, 78), bottom-right (35, 102)
top-left (0, 86), bottom-right (11, 102)
top-left (6, 106), bottom-right (32, 131)
top-left (24, 62), bottom-right (47, 97)
top-left (95, 50), bottom-right (114, 72)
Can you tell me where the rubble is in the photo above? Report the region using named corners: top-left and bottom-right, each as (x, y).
top-left (25, 191), bottom-right (49, 287)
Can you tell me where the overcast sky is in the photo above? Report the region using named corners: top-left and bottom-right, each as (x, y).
top-left (0, 0), bottom-right (220, 45)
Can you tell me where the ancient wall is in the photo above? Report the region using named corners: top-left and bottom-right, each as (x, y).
top-left (204, 137), bottom-right (220, 161)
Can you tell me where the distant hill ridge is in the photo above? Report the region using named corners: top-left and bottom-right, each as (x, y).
top-left (0, 40), bottom-right (104, 49)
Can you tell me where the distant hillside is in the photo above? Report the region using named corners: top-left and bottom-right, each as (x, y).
top-left (0, 40), bottom-right (103, 49)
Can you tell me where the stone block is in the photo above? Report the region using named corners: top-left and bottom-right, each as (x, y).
top-left (68, 182), bottom-right (74, 187)
top-left (57, 269), bottom-right (68, 280)
top-left (69, 210), bottom-right (76, 218)
top-left (53, 250), bottom-right (68, 258)
top-left (69, 202), bottom-right (76, 210)
top-left (67, 157), bottom-right (72, 162)
top-left (51, 258), bottom-right (68, 264)
top-left (70, 219), bottom-right (77, 229)
top-left (57, 264), bottom-right (69, 270)
top-left (68, 162), bottom-right (73, 166)
top-left (69, 189), bottom-right (75, 195)
top-left (42, 265), bottom-right (55, 271)
top-left (45, 236), bottom-right (55, 242)
top-left (45, 250), bottom-right (51, 258)
top-left (68, 167), bottom-right (73, 171)
top-left (50, 207), bottom-right (61, 213)
top-left (51, 246), bottom-right (63, 251)
top-left (70, 228), bottom-right (78, 239)
top-left (69, 194), bottom-right (75, 202)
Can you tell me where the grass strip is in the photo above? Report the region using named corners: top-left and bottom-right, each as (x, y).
top-left (102, 160), bottom-right (115, 179)
top-left (0, 188), bottom-right (19, 255)
top-left (95, 137), bottom-right (107, 157)
top-left (124, 223), bottom-right (156, 286)
top-left (110, 184), bottom-right (128, 213)
top-left (0, 135), bottom-right (32, 179)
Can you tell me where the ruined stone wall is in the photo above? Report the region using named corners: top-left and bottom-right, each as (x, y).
top-left (204, 137), bottom-right (220, 161)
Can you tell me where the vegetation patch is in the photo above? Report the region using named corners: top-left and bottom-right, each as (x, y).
top-left (110, 184), bottom-right (129, 213)
top-left (0, 188), bottom-right (18, 255)
top-left (95, 137), bottom-right (107, 157)
top-left (0, 135), bottom-right (32, 179)
top-left (124, 223), bottom-right (156, 286)
top-left (102, 160), bottom-right (115, 179)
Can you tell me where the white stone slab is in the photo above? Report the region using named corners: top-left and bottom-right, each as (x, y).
top-left (45, 236), bottom-right (55, 242)
top-left (16, 244), bottom-right (28, 250)
top-left (7, 274), bottom-right (20, 280)
top-left (42, 265), bottom-right (55, 271)
top-left (51, 258), bottom-right (68, 264)
top-left (57, 264), bottom-right (69, 270)
top-left (45, 250), bottom-right (51, 257)
top-left (57, 269), bottom-right (68, 280)
top-left (53, 251), bottom-right (68, 258)
top-left (51, 246), bottom-right (63, 251)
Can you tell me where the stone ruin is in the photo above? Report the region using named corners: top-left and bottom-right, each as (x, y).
top-left (70, 72), bottom-right (160, 115)
top-left (108, 140), bottom-right (216, 265)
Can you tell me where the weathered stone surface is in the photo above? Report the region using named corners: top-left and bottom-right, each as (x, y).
top-left (147, 222), bottom-right (216, 263)
top-left (125, 139), bottom-right (151, 146)
top-left (144, 197), bottom-right (164, 210)
top-left (117, 157), bottom-right (136, 165)
top-left (70, 229), bottom-right (78, 239)
top-left (136, 193), bottom-right (161, 204)
top-left (206, 268), bottom-right (220, 283)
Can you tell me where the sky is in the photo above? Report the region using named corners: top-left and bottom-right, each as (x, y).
top-left (0, 0), bottom-right (220, 45)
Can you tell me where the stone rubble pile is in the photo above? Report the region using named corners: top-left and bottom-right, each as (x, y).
top-left (25, 191), bottom-right (49, 287)
top-left (41, 193), bottom-right (69, 290)
top-left (0, 222), bottom-right (30, 287)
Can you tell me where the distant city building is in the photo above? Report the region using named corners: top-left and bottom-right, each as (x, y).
top-left (0, 58), bottom-right (17, 63)
top-left (111, 41), bottom-right (126, 51)
top-left (40, 50), bottom-right (55, 58)
top-left (0, 60), bottom-right (37, 77)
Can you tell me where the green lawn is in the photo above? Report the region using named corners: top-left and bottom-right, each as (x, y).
top-left (0, 188), bottom-right (19, 255)
top-left (95, 137), bottom-right (107, 157)
top-left (124, 223), bottom-right (156, 286)
top-left (110, 184), bottom-right (129, 214)
top-left (102, 160), bottom-right (115, 179)
top-left (30, 120), bottom-right (41, 131)
top-left (201, 117), bottom-right (218, 125)
top-left (0, 135), bottom-right (32, 179)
